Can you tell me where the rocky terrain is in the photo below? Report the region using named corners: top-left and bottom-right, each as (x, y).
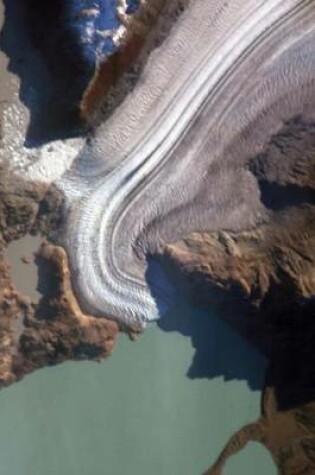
top-left (203, 387), bottom-right (315, 475)
top-left (13, 0), bottom-right (188, 129)
top-left (159, 118), bottom-right (315, 473)
top-left (0, 165), bottom-right (118, 387)
top-left (0, 0), bottom-right (315, 474)
top-left (159, 116), bottom-right (315, 404)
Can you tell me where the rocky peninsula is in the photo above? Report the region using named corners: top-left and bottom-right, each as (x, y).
top-left (0, 0), bottom-right (315, 474)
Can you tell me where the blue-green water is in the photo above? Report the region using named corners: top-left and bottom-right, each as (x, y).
top-left (0, 306), bottom-right (273, 475)
top-left (225, 442), bottom-right (276, 475)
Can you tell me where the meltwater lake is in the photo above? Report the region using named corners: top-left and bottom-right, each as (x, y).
top-left (0, 301), bottom-right (276, 475)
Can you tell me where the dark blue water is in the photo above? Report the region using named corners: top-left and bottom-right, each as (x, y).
top-left (65, 0), bottom-right (122, 67)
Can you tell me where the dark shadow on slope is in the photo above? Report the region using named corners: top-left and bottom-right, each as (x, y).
top-left (146, 256), bottom-right (315, 410)
top-left (249, 115), bottom-right (315, 211)
top-left (253, 180), bottom-right (315, 211)
top-left (145, 258), bottom-right (267, 391)
top-left (159, 299), bottom-right (266, 391)
top-left (0, 0), bottom-right (87, 145)
top-left (264, 296), bottom-right (315, 411)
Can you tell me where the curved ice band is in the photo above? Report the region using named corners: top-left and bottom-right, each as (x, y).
top-left (59, 0), bottom-right (315, 327)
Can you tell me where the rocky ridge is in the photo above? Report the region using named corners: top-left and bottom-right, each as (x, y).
top-left (0, 165), bottom-right (118, 387)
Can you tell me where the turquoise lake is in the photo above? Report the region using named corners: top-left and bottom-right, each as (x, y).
top-left (0, 302), bottom-right (276, 475)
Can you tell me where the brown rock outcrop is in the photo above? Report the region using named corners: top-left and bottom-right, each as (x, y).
top-left (0, 163), bottom-right (63, 244)
top-left (13, 242), bottom-right (118, 383)
top-left (0, 241), bottom-right (118, 387)
top-left (11, 0), bottom-right (186, 128)
top-left (159, 116), bottom-right (315, 357)
top-left (204, 387), bottom-right (315, 475)
top-left (0, 165), bottom-right (118, 387)
top-left (82, 0), bottom-right (188, 122)
top-left (81, 0), bottom-right (168, 120)
top-left (157, 113), bottom-right (315, 475)
top-left (161, 206), bottom-right (315, 344)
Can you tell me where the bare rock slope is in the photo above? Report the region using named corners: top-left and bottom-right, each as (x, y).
top-left (0, 165), bottom-right (118, 387)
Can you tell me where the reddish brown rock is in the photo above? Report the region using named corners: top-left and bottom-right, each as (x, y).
top-left (0, 163), bottom-right (63, 244)
top-left (0, 241), bottom-right (118, 387)
top-left (159, 119), bottom-right (315, 363)
top-left (13, 242), bottom-right (118, 383)
top-left (161, 206), bottom-right (315, 327)
top-left (203, 387), bottom-right (315, 475)
top-left (81, 0), bottom-right (168, 120)
top-left (157, 117), bottom-right (315, 475)
top-left (81, 0), bottom-right (188, 122)
top-left (0, 165), bottom-right (118, 387)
